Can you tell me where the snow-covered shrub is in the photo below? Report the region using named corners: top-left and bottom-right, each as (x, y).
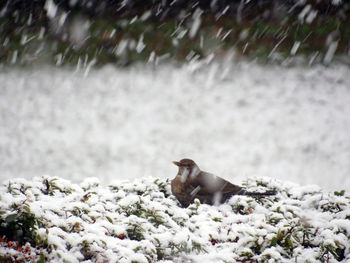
top-left (0, 176), bottom-right (349, 262)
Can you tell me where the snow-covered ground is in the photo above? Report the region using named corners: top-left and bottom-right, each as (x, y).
top-left (0, 61), bottom-right (350, 190)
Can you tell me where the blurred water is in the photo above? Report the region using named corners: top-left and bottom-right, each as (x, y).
top-left (0, 62), bottom-right (349, 190)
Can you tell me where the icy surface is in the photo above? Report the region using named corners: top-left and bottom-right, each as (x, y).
top-left (0, 62), bottom-right (350, 190)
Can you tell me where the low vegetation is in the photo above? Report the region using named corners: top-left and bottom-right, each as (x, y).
top-left (0, 176), bottom-right (349, 262)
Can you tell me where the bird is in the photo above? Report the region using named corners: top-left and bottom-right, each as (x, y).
top-left (171, 158), bottom-right (276, 207)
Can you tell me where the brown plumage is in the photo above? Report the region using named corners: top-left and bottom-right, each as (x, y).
top-left (171, 158), bottom-right (276, 207)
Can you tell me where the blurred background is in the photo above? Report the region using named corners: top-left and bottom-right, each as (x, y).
top-left (1, 0), bottom-right (350, 190)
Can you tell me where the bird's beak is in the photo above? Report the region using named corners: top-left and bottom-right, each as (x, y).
top-left (173, 161), bottom-right (181, 167)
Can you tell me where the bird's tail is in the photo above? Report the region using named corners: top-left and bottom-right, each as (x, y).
top-left (242, 189), bottom-right (277, 197)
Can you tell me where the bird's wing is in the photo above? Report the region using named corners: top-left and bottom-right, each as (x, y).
top-left (220, 181), bottom-right (245, 195)
top-left (190, 172), bottom-right (243, 195)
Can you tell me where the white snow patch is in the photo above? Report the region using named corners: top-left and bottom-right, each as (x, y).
top-left (44, 0), bottom-right (58, 19)
top-left (0, 62), bottom-right (350, 191)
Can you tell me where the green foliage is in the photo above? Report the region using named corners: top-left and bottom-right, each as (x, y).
top-left (0, 210), bottom-right (41, 246)
top-left (126, 223), bottom-right (145, 241)
top-left (154, 178), bottom-right (171, 198)
top-left (41, 178), bottom-right (72, 195)
top-left (145, 209), bottom-right (165, 227)
top-left (37, 254), bottom-right (46, 263)
top-left (187, 199), bottom-right (201, 216)
top-left (322, 245), bottom-right (345, 261)
top-left (80, 240), bottom-right (94, 261)
top-left (0, 6), bottom-right (349, 67)
top-left (334, 190), bottom-right (345, 197)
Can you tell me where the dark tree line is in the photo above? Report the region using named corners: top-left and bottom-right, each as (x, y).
top-left (1, 0), bottom-right (349, 21)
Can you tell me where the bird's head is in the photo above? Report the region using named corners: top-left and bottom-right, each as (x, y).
top-left (173, 158), bottom-right (200, 183)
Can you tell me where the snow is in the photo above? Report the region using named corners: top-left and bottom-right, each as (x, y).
top-left (0, 175), bottom-right (346, 262)
top-left (290, 41), bottom-right (300, 55)
top-left (44, 0), bottom-right (58, 19)
top-left (0, 62), bottom-right (350, 192)
top-left (324, 41), bottom-right (339, 64)
top-left (189, 8), bottom-right (202, 39)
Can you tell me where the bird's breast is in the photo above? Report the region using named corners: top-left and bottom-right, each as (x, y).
top-left (171, 176), bottom-right (187, 195)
